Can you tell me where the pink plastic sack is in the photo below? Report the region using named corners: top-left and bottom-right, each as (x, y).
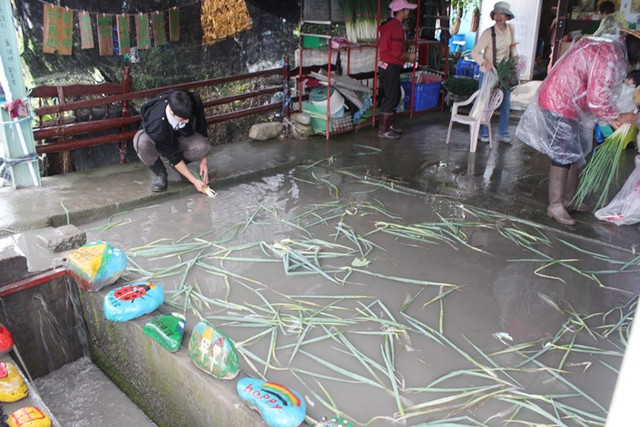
top-left (595, 155), bottom-right (640, 225)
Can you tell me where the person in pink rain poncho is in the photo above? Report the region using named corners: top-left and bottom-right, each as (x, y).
top-left (516, 22), bottom-right (640, 225)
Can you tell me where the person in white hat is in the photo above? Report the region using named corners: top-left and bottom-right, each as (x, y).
top-left (377, 0), bottom-right (417, 140)
top-left (471, 1), bottom-right (518, 144)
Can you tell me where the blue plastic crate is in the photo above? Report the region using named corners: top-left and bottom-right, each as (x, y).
top-left (455, 59), bottom-right (479, 78)
top-left (400, 81), bottom-right (442, 112)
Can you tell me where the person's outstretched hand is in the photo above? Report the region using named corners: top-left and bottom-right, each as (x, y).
top-left (609, 112), bottom-right (639, 129)
top-left (199, 158), bottom-right (209, 185)
top-left (193, 180), bottom-right (208, 194)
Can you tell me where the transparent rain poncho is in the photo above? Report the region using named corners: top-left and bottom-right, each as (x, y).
top-left (516, 21), bottom-right (627, 167)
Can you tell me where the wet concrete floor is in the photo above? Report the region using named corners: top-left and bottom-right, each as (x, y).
top-left (80, 163), bottom-right (636, 425)
top-left (1, 110), bottom-right (639, 425)
top-left (1, 111), bottom-right (639, 251)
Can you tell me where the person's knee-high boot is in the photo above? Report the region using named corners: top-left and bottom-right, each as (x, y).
top-left (547, 165), bottom-right (576, 225)
top-left (149, 158), bottom-right (167, 192)
top-left (564, 163), bottom-right (591, 212)
top-left (390, 113), bottom-right (402, 134)
top-left (378, 113), bottom-right (400, 140)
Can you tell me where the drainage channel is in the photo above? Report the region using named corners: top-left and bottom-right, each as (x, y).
top-left (0, 267), bottom-right (155, 426)
top-left (34, 356), bottom-right (155, 427)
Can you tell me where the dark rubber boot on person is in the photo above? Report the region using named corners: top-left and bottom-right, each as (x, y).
top-left (547, 165), bottom-right (576, 225)
top-left (564, 164), bottom-right (591, 212)
top-left (389, 113), bottom-right (403, 134)
top-left (149, 159), bottom-right (168, 192)
top-left (378, 113), bottom-right (400, 140)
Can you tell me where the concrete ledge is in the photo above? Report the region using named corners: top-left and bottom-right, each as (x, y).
top-left (79, 289), bottom-right (261, 426)
top-left (0, 240), bottom-right (28, 286)
top-left (36, 225), bottom-right (86, 253)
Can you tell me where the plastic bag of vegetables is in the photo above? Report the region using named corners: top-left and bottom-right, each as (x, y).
top-left (595, 154), bottom-right (640, 225)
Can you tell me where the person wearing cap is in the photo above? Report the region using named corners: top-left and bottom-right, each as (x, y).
top-left (471, 1), bottom-right (518, 144)
top-left (516, 28), bottom-right (640, 225)
top-left (377, 0), bottom-right (417, 140)
top-left (134, 89), bottom-right (211, 193)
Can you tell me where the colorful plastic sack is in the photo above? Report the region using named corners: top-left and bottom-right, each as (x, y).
top-left (595, 155), bottom-right (640, 225)
top-left (143, 312), bottom-right (185, 352)
top-left (188, 321), bottom-right (239, 380)
top-left (103, 282), bottom-right (164, 322)
top-left (0, 362), bottom-right (28, 402)
top-left (65, 241), bottom-right (128, 291)
top-left (316, 417), bottom-right (354, 427)
top-left (237, 378), bottom-right (306, 427)
top-left (6, 406), bottom-right (51, 427)
top-left (0, 325), bottom-right (14, 354)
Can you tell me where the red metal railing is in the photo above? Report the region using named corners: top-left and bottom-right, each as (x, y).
top-left (0, 267), bottom-right (67, 298)
top-left (30, 60), bottom-right (290, 160)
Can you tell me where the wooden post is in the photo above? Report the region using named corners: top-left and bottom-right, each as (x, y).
top-left (0, 0), bottom-right (41, 188)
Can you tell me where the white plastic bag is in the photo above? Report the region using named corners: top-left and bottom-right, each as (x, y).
top-left (616, 83), bottom-right (636, 114)
top-left (594, 155), bottom-right (640, 225)
top-left (470, 68), bottom-right (498, 119)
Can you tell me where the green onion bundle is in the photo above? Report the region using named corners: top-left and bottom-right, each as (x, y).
top-left (343, 0), bottom-right (378, 42)
top-left (495, 56), bottom-right (518, 93)
top-left (203, 186), bottom-right (217, 198)
top-left (574, 123), bottom-right (638, 210)
top-left (343, 0), bottom-right (356, 42)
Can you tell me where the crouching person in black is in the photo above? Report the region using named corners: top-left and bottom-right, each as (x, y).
top-left (134, 90), bottom-right (210, 193)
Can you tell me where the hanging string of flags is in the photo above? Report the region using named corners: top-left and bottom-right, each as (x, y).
top-left (41, 0), bottom-right (253, 56)
top-left (42, 3), bottom-right (183, 56)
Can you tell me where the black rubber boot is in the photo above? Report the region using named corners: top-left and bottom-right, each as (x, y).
top-left (378, 113), bottom-right (400, 140)
top-left (389, 113), bottom-right (403, 134)
top-left (149, 159), bottom-right (168, 192)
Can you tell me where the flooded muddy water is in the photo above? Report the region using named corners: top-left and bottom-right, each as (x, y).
top-left (82, 164), bottom-right (638, 426)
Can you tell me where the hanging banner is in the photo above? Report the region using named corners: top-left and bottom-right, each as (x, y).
top-left (201, 0), bottom-right (251, 45)
top-left (169, 8), bottom-right (180, 42)
top-left (136, 14), bottom-right (151, 50)
top-left (151, 12), bottom-right (166, 47)
top-left (97, 14), bottom-right (113, 56)
top-left (42, 4), bottom-right (62, 54)
top-left (59, 7), bottom-right (73, 55)
top-left (78, 11), bottom-right (94, 49)
top-left (117, 15), bottom-right (131, 55)
top-left (41, 6), bottom-right (181, 56)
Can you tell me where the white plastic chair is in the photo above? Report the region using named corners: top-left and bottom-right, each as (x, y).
top-left (445, 89), bottom-right (504, 152)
